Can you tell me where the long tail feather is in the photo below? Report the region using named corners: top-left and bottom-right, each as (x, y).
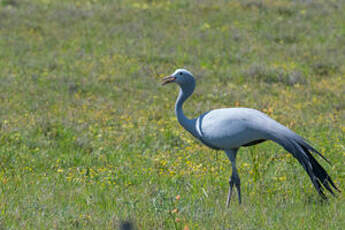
top-left (270, 134), bottom-right (339, 199)
top-left (295, 137), bottom-right (332, 165)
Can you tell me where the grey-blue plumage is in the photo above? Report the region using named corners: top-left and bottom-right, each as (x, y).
top-left (162, 69), bottom-right (339, 206)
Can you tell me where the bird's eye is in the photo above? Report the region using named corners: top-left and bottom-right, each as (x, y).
top-left (179, 72), bottom-right (183, 75)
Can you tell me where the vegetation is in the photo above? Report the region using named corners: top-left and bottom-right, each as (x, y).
top-left (0, 0), bottom-right (344, 229)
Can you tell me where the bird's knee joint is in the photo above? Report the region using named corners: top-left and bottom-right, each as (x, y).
top-left (229, 176), bottom-right (240, 184)
top-left (230, 176), bottom-right (240, 185)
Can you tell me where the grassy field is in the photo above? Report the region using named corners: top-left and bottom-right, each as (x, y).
top-left (0, 0), bottom-right (345, 229)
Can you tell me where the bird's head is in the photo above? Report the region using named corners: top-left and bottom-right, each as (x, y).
top-left (162, 69), bottom-right (196, 92)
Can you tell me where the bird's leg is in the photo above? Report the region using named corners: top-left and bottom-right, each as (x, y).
top-left (234, 172), bottom-right (241, 204)
top-left (226, 169), bottom-right (241, 207)
top-left (225, 149), bottom-right (241, 207)
top-left (226, 175), bottom-right (234, 207)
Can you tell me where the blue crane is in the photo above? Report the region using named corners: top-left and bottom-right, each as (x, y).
top-left (162, 69), bottom-right (339, 207)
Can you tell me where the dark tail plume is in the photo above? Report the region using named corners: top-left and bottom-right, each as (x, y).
top-left (271, 135), bottom-right (340, 199)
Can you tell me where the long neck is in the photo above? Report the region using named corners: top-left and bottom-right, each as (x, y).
top-left (175, 87), bottom-right (197, 136)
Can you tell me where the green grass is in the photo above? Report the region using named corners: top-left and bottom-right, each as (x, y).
top-left (0, 0), bottom-right (345, 229)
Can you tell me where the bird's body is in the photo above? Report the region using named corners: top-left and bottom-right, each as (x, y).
top-left (162, 68), bottom-right (339, 206)
top-left (196, 108), bottom-right (274, 149)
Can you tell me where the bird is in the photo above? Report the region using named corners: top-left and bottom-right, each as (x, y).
top-left (162, 68), bottom-right (339, 207)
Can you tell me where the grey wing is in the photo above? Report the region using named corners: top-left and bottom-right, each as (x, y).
top-left (198, 108), bottom-right (274, 149)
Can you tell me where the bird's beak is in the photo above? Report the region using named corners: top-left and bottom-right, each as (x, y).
top-left (161, 76), bottom-right (176, 86)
